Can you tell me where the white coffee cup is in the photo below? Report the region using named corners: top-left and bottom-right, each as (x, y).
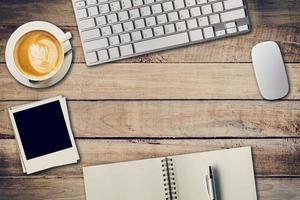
top-left (5, 21), bottom-right (72, 81)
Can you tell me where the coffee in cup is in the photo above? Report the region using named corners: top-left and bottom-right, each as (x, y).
top-left (6, 21), bottom-right (72, 82)
top-left (13, 30), bottom-right (64, 81)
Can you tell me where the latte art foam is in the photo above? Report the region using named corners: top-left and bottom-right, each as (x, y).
top-left (14, 31), bottom-right (63, 80)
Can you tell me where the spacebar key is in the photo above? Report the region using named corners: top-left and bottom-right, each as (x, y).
top-left (134, 32), bottom-right (189, 53)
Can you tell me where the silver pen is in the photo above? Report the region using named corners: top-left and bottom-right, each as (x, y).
top-left (205, 165), bottom-right (217, 200)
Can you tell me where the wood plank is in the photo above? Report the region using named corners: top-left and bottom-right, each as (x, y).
top-left (1, 63), bottom-right (300, 100)
top-left (1, 100), bottom-right (300, 138)
top-left (257, 178), bottom-right (300, 200)
top-left (0, 177), bottom-right (299, 200)
top-left (0, 139), bottom-right (299, 176)
top-left (0, 0), bottom-right (299, 63)
top-left (0, 0), bottom-right (299, 26)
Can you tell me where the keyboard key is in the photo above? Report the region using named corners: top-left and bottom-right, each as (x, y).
top-left (152, 4), bottom-right (162, 14)
top-left (118, 11), bottom-right (129, 21)
top-left (88, 6), bottom-right (99, 16)
top-left (86, 0), bottom-right (97, 5)
top-left (238, 25), bottom-right (249, 31)
top-left (157, 14), bottom-right (168, 24)
top-left (107, 14), bottom-right (118, 23)
top-left (129, 9), bottom-right (140, 19)
top-left (109, 47), bottom-right (120, 59)
top-left (144, 0), bottom-right (154, 4)
top-left (85, 38), bottom-right (108, 51)
top-left (101, 26), bottom-right (112, 36)
top-left (198, 16), bottom-right (209, 27)
top-left (163, 2), bottom-right (173, 12)
top-left (140, 6), bottom-right (151, 16)
top-left (227, 27), bottom-right (237, 34)
top-left (216, 29), bottom-right (226, 36)
top-left (176, 21), bottom-right (187, 31)
top-left (124, 21), bottom-right (134, 31)
top-left (201, 4), bottom-right (212, 15)
top-left (185, 0), bottom-right (196, 6)
top-left (112, 24), bottom-right (123, 33)
top-left (120, 33), bottom-right (131, 43)
top-left (168, 12), bottom-right (179, 22)
top-left (110, 1), bottom-right (121, 11)
top-left (97, 50), bottom-right (109, 61)
top-left (131, 31), bottom-right (142, 41)
top-left (203, 27), bottom-right (214, 38)
top-left (96, 16), bottom-right (107, 26)
top-left (224, 0), bottom-right (244, 10)
top-left (213, 2), bottom-right (223, 12)
top-left (153, 26), bottom-right (164, 36)
top-left (135, 19), bottom-right (146, 29)
top-left (179, 9), bottom-right (190, 19)
top-left (146, 17), bottom-right (156, 26)
top-left (120, 44), bottom-right (134, 56)
top-left (121, 0), bottom-right (132, 9)
top-left (134, 32), bottom-right (189, 53)
top-left (174, 0), bottom-right (185, 9)
top-left (82, 29), bottom-right (100, 41)
top-left (75, 1), bottom-right (85, 8)
top-left (187, 19), bottom-right (198, 29)
top-left (77, 9), bottom-right (87, 19)
top-left (225, 22), bottom-right (236, 28)
top-left (164, 24), bottom-right (176, 34)
top-left (197, 0), bottom-right (207, 4)
top-left (94, 38), bottom-right (108, 48)
top-left (142, 29), bottom-right (153, 38)
top-left (79, 18), bottom-right (96, 29)
top-left (209, 14), bottom-right (220, 24)
top-left (109, 36), bottom-right (120, 45)
top-left (133, 0), bottom-right (143, 7)
top-left (197, 0), bottom-right (207, 3)
top-left (86, 52), bottom-right (98, 64)
top-left (189, 29), bottom-right (203, 41)
top-left (221, 8), bottom-right (246, 22)
top-left (190, 7), bottom-right (201, 17)
top-left (98, 4), bottom-right (110, 13)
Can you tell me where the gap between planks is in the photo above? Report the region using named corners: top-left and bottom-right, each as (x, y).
top-left (0, 175), bottom-right (300, 179)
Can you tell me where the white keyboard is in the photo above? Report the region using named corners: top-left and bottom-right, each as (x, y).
top-left (72, 0), bottom-right (251, 66)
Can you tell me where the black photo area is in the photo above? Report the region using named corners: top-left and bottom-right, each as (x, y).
top-left (13, 100), bottom-right (72, 160)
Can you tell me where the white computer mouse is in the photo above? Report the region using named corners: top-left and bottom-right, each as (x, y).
top-left (251, 41), bottom-right (289, 100)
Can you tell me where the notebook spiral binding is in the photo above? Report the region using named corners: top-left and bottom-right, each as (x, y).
top-left (161, 158), bottom-right (178, 200)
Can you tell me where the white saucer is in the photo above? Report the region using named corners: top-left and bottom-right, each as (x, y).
top-left (5, 21), bottom-right (73, 88)
top-left (6, 47), bottom-right (72, 88)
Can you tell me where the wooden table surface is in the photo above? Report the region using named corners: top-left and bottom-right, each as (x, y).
top-left (0, 0), bottom-right (300, 199)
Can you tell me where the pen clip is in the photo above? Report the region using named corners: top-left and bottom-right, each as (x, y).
top-left (205, 173), bottom-right (211, 200)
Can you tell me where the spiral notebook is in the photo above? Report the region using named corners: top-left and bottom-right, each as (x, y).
top-left (83, 147), bottom-right (257, 200)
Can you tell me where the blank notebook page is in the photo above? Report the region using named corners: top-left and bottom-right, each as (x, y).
top-left (83, 157), bottom-right (165, 200)
top-left (172, 147), bottom-right (257, 200)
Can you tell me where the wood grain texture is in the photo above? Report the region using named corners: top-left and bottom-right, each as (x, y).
top-left (0, 0), bottom-right (299, 199)
top-left (1, 100), bottom-right (300, 138)
top-left (0, 0), bottom-right (299, 63)
top-left (0, 139), bottom-right (299, 176)
top-left (0, 63), bottom-right (300, 100)
top-left (0, 177), bottom-right (299, 200)
top-left (2, 0), bottom-right (300, 26)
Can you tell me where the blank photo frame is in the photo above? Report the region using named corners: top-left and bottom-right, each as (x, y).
top-left (9, 96), bottom-right (79, 174)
